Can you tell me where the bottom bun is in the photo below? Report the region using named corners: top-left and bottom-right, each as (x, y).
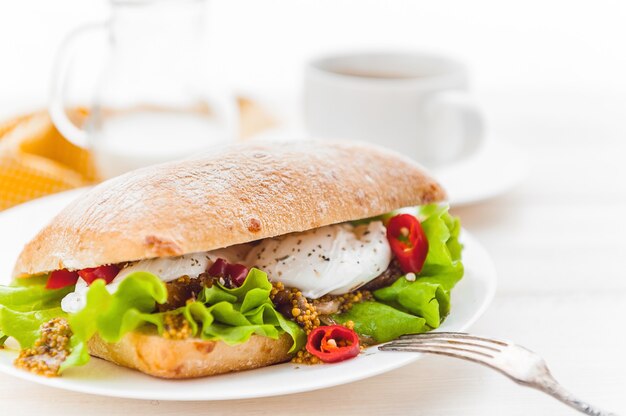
top-left (88, 330), bottom-right (294, 379)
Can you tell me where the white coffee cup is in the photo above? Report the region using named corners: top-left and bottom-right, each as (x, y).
top-left (304, 52), bottom-right (485, 167)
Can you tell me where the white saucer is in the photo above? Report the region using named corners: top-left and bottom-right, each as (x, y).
top-left (251, 124), bottom-right (527, 207)
top-left (431, 139), bottom-right (528, 206)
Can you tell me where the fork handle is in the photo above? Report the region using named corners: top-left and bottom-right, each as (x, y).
top-left (530, 374), bottom-right (618, 416)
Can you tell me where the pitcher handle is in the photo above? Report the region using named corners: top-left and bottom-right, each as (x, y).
top-left (49, 22), bottom-right (108, 148)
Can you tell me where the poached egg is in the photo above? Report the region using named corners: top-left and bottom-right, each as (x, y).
top-left (245, 221), bottom-right (391, 298)
top-left (60, 246), bottom-right (246, 313)
top-left (60, 221), bottom-right (392, 312)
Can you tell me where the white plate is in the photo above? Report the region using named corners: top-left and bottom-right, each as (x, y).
top-left (0, 189), bottom-right (497, 401)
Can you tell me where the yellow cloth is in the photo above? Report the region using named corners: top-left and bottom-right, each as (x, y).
top-left (0, 111), bottom-right (96, 210)
top-left (0, 98), bottom-right (275, 211)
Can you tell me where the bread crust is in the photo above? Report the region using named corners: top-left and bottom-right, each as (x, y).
top-left (13, 140), bottom-right (445, 277)
top-left (88, 331), bottom-right (294, 379)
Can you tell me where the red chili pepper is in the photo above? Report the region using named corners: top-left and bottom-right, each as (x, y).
top-left (208, 258), bottom-right (249, 287)
top-left (386, 213), bottom-right (429, 274)
top-left (306, 325), bottom-right (360, 363)
top-left (45, 269), bottom-right (79, 289)
top-left (78, 264), bottom-right (120, 285)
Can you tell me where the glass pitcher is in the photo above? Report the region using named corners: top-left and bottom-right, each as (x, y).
top-left (50, 0), bottom-right (238, 179)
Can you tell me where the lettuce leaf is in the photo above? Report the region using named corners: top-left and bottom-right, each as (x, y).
top-left (63, 268), bottom-right (306, 371)
top-left (0, 306), bottom-right (66, 348)
top-left (0, 276), bottom-right (71, 348)
top-left (418, 204), bottom-right (464, 290)
top-left (0, 275), bottom-right (72, 311)
top-left (62, 271), bottom-right (168, 369)
top-left (333, 204), bottom-right (463, 342)
top-left (0, 204), bottom-right (461, 372)
top-left (190, 269), bottom-right (306, 350)
top-left (333, 301), bottom-right (427, 342)
top-left (374, 279), bottom-right (449, 328)
top-left (0, 269), bottom-right (305, 372)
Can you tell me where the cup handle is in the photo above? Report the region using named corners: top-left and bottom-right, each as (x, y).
top-left (49, 22), bottom-right (107, 148)
top-left (425, 90), bottom-right (485, 162)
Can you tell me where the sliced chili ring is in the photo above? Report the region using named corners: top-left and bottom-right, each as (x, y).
top-left (77, 264), bottom-right (120, 285)
top-left (386, 213), bottom-right (429, 274)
top-left (306, 325), bottom-right (360, 363)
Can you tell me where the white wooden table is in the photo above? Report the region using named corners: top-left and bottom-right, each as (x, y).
top-left (0, 91), bottom-right (625, 415)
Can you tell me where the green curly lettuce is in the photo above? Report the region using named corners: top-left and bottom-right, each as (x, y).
top-left (186, 269), bottom-right (305, 349)
top-left (334, 301), bottom-right (428, 342)
top-left (0, 203), bottom-right (461, 371)
top-left (0, 269), bottom-right (305, 372)
top-left (62, 268), bottom-right (306, 370)
top-left (334, 204), bottom-right (463, 342)
top-left (0, 275), bottom-right (71, 348)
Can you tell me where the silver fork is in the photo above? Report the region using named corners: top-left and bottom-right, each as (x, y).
top-left (379, 332), bottom-right (618, 416)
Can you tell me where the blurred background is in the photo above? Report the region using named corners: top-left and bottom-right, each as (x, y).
top-left (2, 0), bottom-right (626, 101)
top-left (0, 0), bottom-right (624, 183)
top-left (2, 1), bottom-right (625, 192)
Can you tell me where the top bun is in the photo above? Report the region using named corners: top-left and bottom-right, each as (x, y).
top-left (13, 140), bottom-right (446, 278)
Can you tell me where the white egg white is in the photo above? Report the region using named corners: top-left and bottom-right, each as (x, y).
top-left (60, 221), bottom-right (392, 312)
top-left (245, 221), bottom-right (391, 298)
top-left (60, 246), bottom-right (247, 313)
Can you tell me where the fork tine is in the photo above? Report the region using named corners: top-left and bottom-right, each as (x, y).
top-left (385, 338), bottom-right (502, 353)
top-left (398, 332), bottom-right (509, 347)
top-left (380, 343), bottom-right (496, 358)
top-left (379, 344), bottom-right (495, 367)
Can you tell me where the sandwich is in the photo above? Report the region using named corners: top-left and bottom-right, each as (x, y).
top-left (0, 140), bottom-right (463, 378)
